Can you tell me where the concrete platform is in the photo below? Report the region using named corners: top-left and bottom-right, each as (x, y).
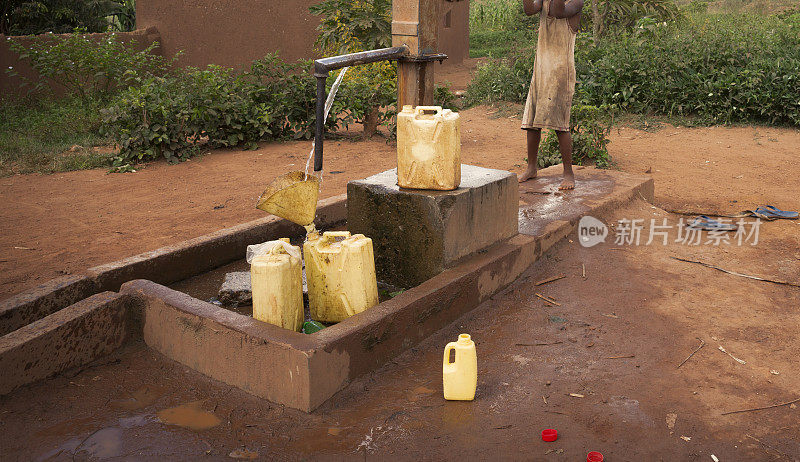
top-left (348, 165), bottom-right (518, 288)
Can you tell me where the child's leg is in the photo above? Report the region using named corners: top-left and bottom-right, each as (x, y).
top-left (519, 128), bottom-right (542, 182)
top-left (555, 130), bottom-right (575, 190)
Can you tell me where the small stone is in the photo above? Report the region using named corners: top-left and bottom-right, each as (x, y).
top-left (218, 272), bottom-right (252, 306)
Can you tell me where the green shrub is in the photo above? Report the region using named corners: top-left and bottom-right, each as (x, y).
top-left (466, 46), bottom-right (535, 104)
top-left (310, 0), bottom-right (398, 134)
top-left (7, 31), bottom-right (172, 102)
top-left (101, 54), bottom-right (355, 166)
top-left (585, 0), bottom-right (682, 38)
top-left (467, 13), bottom-right (800, 126)
top-left (539, 104), bottom-right (614, 168)
top-left (1, 0), bottom-right (124, 35)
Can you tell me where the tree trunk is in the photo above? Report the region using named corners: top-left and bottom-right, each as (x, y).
top-left (592, 0), bottom-right (601, 45)
top-left (363, 106), bottom-right (380, 139)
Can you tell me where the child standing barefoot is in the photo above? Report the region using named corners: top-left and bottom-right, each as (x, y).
top-left (518, 0), bottom-right (584, 190)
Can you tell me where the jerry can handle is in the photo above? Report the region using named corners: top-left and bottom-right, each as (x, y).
top-left (415, 106), bottom-right (443, 117)
top-left (443, 341), bottom-right (458, 368)
top-left (321, 231), bottom-right (351, 245)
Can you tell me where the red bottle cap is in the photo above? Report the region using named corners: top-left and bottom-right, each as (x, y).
top-left (587, 451), bottom-right (604, 462)
top-left (541, 429), bottom-right (558, 442)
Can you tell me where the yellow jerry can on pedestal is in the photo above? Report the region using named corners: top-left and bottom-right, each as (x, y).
top-left (304, 231), bottom-right (380, 323)
top-left (443, 334), bottom-right (477, 401)
top-left (397, 105), bottom-right (461, 191)
top-left (250, 239), bottom-right (304, 332)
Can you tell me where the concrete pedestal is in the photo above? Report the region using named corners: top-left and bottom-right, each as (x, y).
top-left (347, 165), bottom-right (519, 288)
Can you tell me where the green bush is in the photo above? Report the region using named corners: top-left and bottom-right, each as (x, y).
top-left (466, 46), bottom-right (535, 104)
top-left (585, 0), bottom-right (683, 38)
top-left (539, 104), bottom-right (614, 168)
top-left (101, 54), bottom-right (355, 167)
top-left (578, 13), bottom-right (800, 125)
top-left (1, 0), bottom-right (129, 35)
top-left (467, 12), bottom-right (800, 126)
top-left (7, 31), bottom-right (172, 102)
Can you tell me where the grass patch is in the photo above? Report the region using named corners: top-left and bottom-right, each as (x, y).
top-left (0, 96), bottom-right (114, 176)
top-left (470, 29), bottom-right (534, 58)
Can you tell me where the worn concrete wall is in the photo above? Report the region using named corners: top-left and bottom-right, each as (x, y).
top-left (136, 0), bottom-right (323, 69)
top-left (0, 292), bottom-right (136, 396)
top-left (438, 0), bottom-right (470, 64)
top-left (0, 28), bottom-right (162, 99)
top-left (135, 0), bottom-right (469, 70)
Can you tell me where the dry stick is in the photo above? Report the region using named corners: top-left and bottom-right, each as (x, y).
top-left (535, 293), bottom-right (561, 306)
top-left (746, 434), bottom-right (792, 459)
top-left (677, 339), bottom-right (706, 369)
top-left (541, 293), bottom-right (560, 304)
top-left (606, 355), bottom-right (635, 359)
top-left (535, 274), bottom-right (566, 286)
top-left (721, 397), bottom-right (800, 416)
top-left (582, 263), bottom-right (586, 279)
top-left (671, 257), bottom-right (800, 288)
top-left (516, 341), bottom-right (563, 347)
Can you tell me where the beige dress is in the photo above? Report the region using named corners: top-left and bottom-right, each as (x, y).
top-left (521, 0), bottom-right (578, 132)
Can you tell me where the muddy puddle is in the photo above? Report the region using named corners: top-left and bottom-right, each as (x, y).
top-left (156, 400), bottom-right (221, 431)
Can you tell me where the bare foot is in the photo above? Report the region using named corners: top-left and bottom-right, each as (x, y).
top-left (558, 173), bottom-right (575, 190)
top-left (518, 166), bottom-right (538, 183)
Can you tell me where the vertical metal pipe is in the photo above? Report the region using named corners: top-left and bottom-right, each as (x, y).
top-left (314, 74), bottom-right (327, 172)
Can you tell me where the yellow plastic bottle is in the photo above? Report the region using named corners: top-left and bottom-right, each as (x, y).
top-left (443, 334), bottom-right (477, 401)
top-left (250, 239), bottom-right (303, 332)
top-left (396, 105), bottom-right (461, 190)
top-left (304, 231), bottom-right (380, 323)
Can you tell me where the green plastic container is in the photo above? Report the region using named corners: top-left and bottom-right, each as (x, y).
top-left (302, 320), bottom-right (326, 334)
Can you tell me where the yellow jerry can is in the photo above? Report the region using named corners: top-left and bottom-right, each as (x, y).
top-left (396, 105), bottom-right (461, 190)
top-left (304, 231), bottom-right (380, 323)
top-left (443, 334), bottom-right (477, 401)
top-left (250, 239), bottom-right (304, 332)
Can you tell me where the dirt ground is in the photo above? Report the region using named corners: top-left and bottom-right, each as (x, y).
top-left (2, 106), bottom-right (799, 298)
top-left (1, 62), bottom-right (800, 459)
top-left (2, 195), bottom-right (800, 460)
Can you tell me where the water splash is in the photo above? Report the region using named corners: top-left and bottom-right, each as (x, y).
top-left (305, 66), bottom-right (350, 185)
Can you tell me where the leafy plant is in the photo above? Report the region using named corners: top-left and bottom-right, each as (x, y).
top-left (467, 11), bottom-right (800, 127)
top-left (540, 104), bottom-right (614, 168)
top-left (586, 0), bottom-right (682, 40)
top-left (1, 0), bottom-right (125, 35)
top-left (310, 0), bottom-right (396, 136)
top-left (7, 31), bottom-right (172, 102)
top-left (101, 54), bottom-right (357, 166)
top-left (309, 0), bottom-right (392, 54)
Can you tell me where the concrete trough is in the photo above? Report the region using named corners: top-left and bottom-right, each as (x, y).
top-left (120, 233), bottom-right (538, 412)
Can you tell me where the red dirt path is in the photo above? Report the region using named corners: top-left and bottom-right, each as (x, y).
top-left (2, 107), bottom-right (799, 298)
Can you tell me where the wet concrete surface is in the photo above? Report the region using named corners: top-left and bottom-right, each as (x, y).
top-left (518, 169), bottom-right (616, 236)
top-left (3, 200), bottom-right (798, 460)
